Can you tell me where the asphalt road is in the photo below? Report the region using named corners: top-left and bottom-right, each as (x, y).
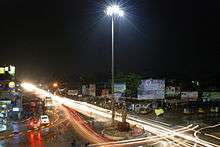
top-left (0, 104), bottom-right (87, 147)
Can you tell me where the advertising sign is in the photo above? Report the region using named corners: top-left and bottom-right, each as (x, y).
top-left (0, 100), bottom-right (11, 105)
top-left (114, 83), bottom-right (126, 98)
top-left (181, 92), bottom-right (198, 101)
top-left (12, 107), bottom-right (19, 112)
top-left (138, 79), bottom-right (165, 100)
top-left (8, 81), bottom-right (15, 88)
top-left (202, 92), bottom-right (220, 100)
top-left (67, 90), bottom-right (78, 96)
top-left (0, 124), bottom-right (7, 132)
top-left (114, 83), bottom-right (126, 93)
top-left (101, 89), bottom-right (109, 97)
top-left (4, 67), bottom-right (8, 71)
top-left (165, 86), bottom-right (181, 98)
top-left (82, 85), bottom-right (89, 96)
top-left (89, 84), bottom-right (96, 97)
top-left (0, 68), bottom-right (5, 74)
top-left (8, 65), bottom-right (15, 76)
top-left (0, 65), bottom-right (15, 76)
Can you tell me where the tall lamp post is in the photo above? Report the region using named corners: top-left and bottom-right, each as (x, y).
top-left (106, 5), bottom-right (124, 124)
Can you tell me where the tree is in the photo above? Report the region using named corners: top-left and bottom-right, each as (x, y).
top-left (115, 73), bottom-right (141, 97)
top-left (110, 73), bottom-right (141, 125)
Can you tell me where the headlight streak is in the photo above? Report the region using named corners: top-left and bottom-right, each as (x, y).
top-left (194, 123), bottom-right (220, 147)
top-left (204, 133), bottom-right (220, 140)
top-left (89, 124), bottom-right (196, 147)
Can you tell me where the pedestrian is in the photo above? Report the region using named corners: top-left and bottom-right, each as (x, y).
top-left (71, 139), bottom-right (76, 147)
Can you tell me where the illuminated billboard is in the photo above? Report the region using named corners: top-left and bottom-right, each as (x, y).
top-left (67, 90), bottom-right (78, 96)
top-left (12, 107), bottom-right (19, 112)
top-left (114, 83), bottom-right (126, 98)
top-left (8, 65), bottom-right (15, 76)
top-left (0, 68), bottom-right (5, 74)
top-left (89, 84), bottom-right (96, 97)
top-left (137, 79), bottom-right (165, 100)
top-left (0, 65), bottom-right (15, 76)
top-left (202, 92), bottom-right (220, 100)
top-left (82, 85), bottom-right (89, 96)
top-left (114, 83), bottom-right (126, 93)
top-left (8, 82), bottom-right (15, 88)
top-left (165, 86), bottom-right (181, 98)
top-left (101, 89), bottom-right (109, 97)
top-left (181, 92), bottom-right (198, 101)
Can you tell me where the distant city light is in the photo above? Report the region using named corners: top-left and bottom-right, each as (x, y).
top-left (53, 83), bottom-right (58, 88)
top-left (8, 81), bottom-right (15, 88)
top-left (4, 67), bottom-right (8, 71)
top-left (8, 65), bottom-right (16, 76)
top-left (12, 107), bottom-right (19, 112)
top-left (0, 67), bottom-right (5, 74)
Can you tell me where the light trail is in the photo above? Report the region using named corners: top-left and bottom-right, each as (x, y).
top-left (62, 105), bottom-right (110, 144)
top-left (89, 124), bottom-right (196, 147)
top-left (205, 133), bottom-right (220, 140)
top-left (21, 83), bottom-right (220, 147)
top-left (194, 123), bottom-right (220, 147)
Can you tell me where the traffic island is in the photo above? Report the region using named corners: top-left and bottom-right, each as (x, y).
top-left (102, 121), bottom-right (146, 141)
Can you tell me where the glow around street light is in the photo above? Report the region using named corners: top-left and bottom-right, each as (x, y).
top-left (106, 5), bottom-right (124, 17)
top-left (21, 83), bottom-right (36, 92)
top-left (53, 82), bottom-right (58, 88)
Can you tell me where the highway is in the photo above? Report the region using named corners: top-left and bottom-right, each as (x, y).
top-left (21, 83), bottom-right (220, 147)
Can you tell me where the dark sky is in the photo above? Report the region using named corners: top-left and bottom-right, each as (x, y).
top-left (0, 0), bottom-right (220, 81)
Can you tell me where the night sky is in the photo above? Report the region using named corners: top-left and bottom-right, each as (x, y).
top-left (0, 0), bottom-right (220, 81)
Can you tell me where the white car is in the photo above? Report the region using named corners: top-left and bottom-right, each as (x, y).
top-left (40, 115), bottom-right (50, 124)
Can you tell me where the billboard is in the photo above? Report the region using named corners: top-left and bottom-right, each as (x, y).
top-left (67, 90), bottom-right (78, 96)
top-left (101, 89), bottom-right (109, 97)
top-left (12, 107), bottom-right (19, 112)
top-left (0, 68), bottom-right (5, 74)
top-left (8, 65), bottom-right (15, 76)
top-left (89, 84), bottom-right (96, 97)
top-left (181, 92), bottom-right (198, 101)
top-left (137, 79), bottom-right (165, 100)
top-left (82, 85), bottom-right (89, 96)
top-left (165, 86), bottom-right (181, 98)
top-left (202, 92), bottom-right (220, 100)
top-left (114, 83), bottom-right (126, 93)
top-left (0, 65), bottom-right (15, 76)
top-left (114, 83), bottom-right (126, 98)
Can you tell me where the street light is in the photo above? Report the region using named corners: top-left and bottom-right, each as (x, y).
top-left (105, 4), bottom-right (124, 124)
top-left (106, 5), bottom-right (124, 17)
top-left (53, 82), bottom-right (58, 88)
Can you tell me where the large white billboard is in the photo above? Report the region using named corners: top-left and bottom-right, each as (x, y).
top-left (138, 79), bottom-right (165, 100)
